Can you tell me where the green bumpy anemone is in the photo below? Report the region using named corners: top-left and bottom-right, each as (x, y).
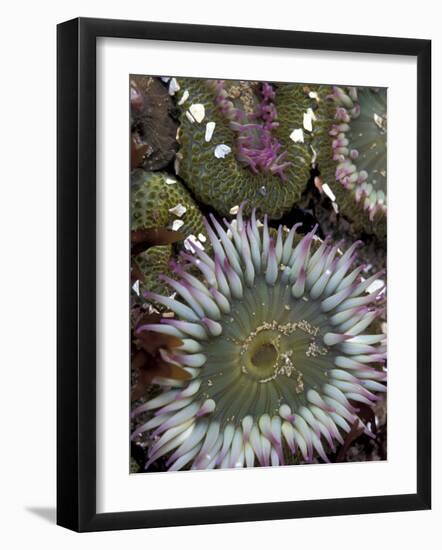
top-left (131, 170), bottom-right (206, 294)
top-left (312, 86), bottom-right (387, 238)
top-left (175, 79), bottom-right (314, 220)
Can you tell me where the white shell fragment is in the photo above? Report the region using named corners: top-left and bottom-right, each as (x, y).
top-left (168, 78), bottom-right (180, 96)
top-left (178, 89), bottom-right (189, 106)
top-left (366, 278), bottom-right (385, 294)
top-left (322, 183), bottom-right (336, 202)
top-left (373, 113), bottom-right (386, 130)
top-left (303, 108), bottom-right (316, 132)
top-left (310, 145), bottom-right (318, 166)
top-left (229, 205), bottom-right (239, 215)
top-left (168, 204), bottom-right (187, 218)
top-left (198, 233), bottom-right (207, 243)
top-left (165, 177), bottom-right (177, 185)
top-left (132, 280), bottom-right (140, 296)
top-left (308, 91), bottom-right (319, 100)
top-left (172, 219), bottom-right (185, 231)
top-left (188, 103), bottom-right (206, 123)
top-left (214, 144), bottom-right (232, 159)
top-left (289, 128), bottom-right (304, 143)
top-left (185, 111), bottom-right (196, 123)
top-left (184, 235), bottom-right (204, 251)
top-left (205, 121), bottom-right (216, 142)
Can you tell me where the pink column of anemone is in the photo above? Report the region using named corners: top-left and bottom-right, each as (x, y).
top-left (132, 204), bottom-right (386, 471)
top-left (213, 80), bottom-right (292, 180)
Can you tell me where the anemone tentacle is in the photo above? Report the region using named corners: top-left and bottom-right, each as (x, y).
top-left (133, 204), bottom-right (386, 470)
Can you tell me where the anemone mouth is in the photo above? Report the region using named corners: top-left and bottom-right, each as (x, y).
top-left (132, 205), bottom-right (387, 471)
top-left (248, 338), bottom-right (279, 373)
top-left (197, 276), bottom-right (333, 424)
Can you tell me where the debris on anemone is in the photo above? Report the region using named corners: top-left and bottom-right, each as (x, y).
top-left (132, 204), bottom-right (387, 470)
top-left (131, 170), bottom-right (206, 295)
top-left (313, 86), bottom-right (387, 237)
top-left (175, 79), bottom-right (314, 219)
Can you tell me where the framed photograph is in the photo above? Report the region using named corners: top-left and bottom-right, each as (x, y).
top-left (57, 17), bottom-right (431, 532)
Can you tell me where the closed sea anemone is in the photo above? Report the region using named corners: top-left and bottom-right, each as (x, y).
top-left (329, 87), bottom-right (387, 218)
top-left (175, 79), bottom-right (313, 219)
top-left (132, 204), bottom-right (386, 470)
top-left (131, 170), bottom-right (206, 295)
top-left (313, 86), bottom-right (387, 237)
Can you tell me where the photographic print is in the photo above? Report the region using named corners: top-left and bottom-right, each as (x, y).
top-left (129, 76), bottom-right (387, 474)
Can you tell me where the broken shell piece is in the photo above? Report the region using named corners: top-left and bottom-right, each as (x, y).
top-left (188, 103), bottom-right (205, 123)
top-left (311, 145), bottom-right (318, 166)
top-left (168, 78), bottom-right (180, 96)
top-left (289, 128), bottom-right (304, 143)
top-left (205, 121), bottom-right (216, 142)
top-left (178, 89), bottom-right (189, 106)
top-left (303, 108), bottom-right (316, 132)
top-left (214, 144), bottom-right (232, 158)
top-left (132, 280), bottom-right (140, 296)
top-left (184, 235), bottom-right (204, 251)
top-left (322, 183), bottom-right (336, 202)
top-left (373, 112), bottom-right (386, 131)
top-left (168, 203), bottom-right (187, 218)
top-left (172, 219), bottom-right (185, 231)
top-left (366, 279), bottom-right (385, 294)
top-left (185, 111), bottom-right (196, 123)
top-left (165, 177), bottom-right (177, 185)
top-left (229, 205), bottom-right (239, 215)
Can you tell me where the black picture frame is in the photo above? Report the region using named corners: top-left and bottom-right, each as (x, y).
top-left (57, 17), bottom-right (431, 532)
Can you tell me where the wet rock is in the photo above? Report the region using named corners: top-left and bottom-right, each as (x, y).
top-left (131, 76), bottom-right (179, 170)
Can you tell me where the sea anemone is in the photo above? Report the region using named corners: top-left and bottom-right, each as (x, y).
top-left (175, 79), bottom-right (314, 219)
top-left (313, 86), bottom-right (387, 237)
top-left (131, 170), bottom-right (206, 295)
top-left (132, 204), bottom-right (386, 470)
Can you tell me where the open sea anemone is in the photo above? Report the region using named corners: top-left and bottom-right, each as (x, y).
top-left (132, 204), bottom-right (386, 470)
